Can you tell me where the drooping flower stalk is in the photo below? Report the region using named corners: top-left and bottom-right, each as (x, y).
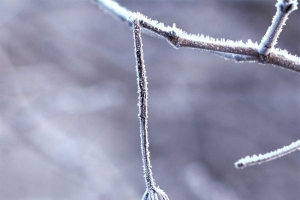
top-left (132, 18), bottom-right (169, 200)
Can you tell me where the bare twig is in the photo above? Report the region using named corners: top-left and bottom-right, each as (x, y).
top-left (133, 18), bottom-right (153, 189)
top-left (235, 140), bottom-right (300, 169)
top-left (133, 19), bottom-right (169, 200)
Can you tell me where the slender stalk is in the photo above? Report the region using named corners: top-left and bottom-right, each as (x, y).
top-left (133, 18), bottom-right (155, 189)
top-left (133, 18), bottom-right (169, 200)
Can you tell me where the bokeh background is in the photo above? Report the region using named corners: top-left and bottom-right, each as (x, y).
top-left (0, 0), bottom-right (300, 199)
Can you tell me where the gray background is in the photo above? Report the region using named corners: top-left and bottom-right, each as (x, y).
top-left (0, 0), bottom-right (300, 199)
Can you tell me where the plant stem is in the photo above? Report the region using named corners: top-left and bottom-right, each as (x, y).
top-left (133, 18), bottom-right (156, 189)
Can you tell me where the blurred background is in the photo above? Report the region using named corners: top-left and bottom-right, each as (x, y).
top-left (0, 0), bottom-right (299, 199)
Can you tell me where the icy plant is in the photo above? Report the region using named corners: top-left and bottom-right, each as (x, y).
top-left (95, 0), bottom-right (300, 198)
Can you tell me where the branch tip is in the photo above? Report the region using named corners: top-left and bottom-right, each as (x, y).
top-left (235, 140), bottom-right (300, 169)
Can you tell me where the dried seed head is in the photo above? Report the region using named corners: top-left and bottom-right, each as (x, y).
top-left (142, 187), bottom-right (169, 200)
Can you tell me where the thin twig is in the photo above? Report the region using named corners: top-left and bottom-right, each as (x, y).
top-left (133, 19), bottom-right (169, 200)
top-left (133, 18), bottom-right (154, 189)
top-left (235, 140), bottom-right (300, 169)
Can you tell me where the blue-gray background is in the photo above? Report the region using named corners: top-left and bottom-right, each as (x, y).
top-left (0, 0), bottom-right (300, 199)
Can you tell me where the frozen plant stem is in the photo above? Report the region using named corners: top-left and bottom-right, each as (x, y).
top-left (133, 19), bottom-right (169, 200)
top-left (133, 18), bottom-right (153, 189)
top-left (259, 0), bottom-right (298, 56)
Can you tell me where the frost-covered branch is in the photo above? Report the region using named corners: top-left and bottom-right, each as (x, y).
top-left (235, 140), bottom-right (300, 169)
top-left (97, 0), bottom-right (300, 175)
top-left (133, 19), bottom-right (169, 200)
top-left (95, 0), bottom-right (300, 73)
top-left (136, 12), bottom-right (300, 72)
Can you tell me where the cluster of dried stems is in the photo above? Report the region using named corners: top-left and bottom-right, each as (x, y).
top-left (95, 0), bottom-right (300, 199)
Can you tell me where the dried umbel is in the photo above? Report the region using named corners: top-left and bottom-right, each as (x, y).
top-left (142, 187), bottom-right (169, 200)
